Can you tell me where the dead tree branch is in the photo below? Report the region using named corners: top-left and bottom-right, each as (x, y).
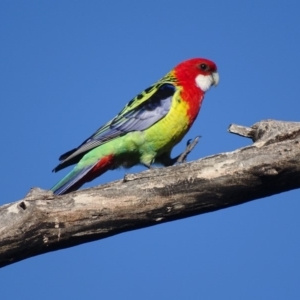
top-left (1, 119), bottom-right (300, 268)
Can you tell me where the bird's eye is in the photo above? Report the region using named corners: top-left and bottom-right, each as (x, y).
top-left (199, 63), bottom-right (208, 71)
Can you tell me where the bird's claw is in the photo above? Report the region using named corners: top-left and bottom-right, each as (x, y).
top-left (176, 136), bottom-right (200, 164)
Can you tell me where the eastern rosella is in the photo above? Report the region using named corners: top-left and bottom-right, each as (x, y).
top-left (51, 58), bottom-right (219, 195)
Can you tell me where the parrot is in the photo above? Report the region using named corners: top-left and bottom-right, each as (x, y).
top-left (51, 58), bottom-right (219, 195)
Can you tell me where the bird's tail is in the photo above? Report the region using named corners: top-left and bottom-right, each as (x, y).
top-left (51, 155), bottom-right (114, 195)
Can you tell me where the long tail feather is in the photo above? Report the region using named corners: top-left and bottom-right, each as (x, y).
top-left (51, 165), bottom-right (95, 195)
top-left (51, 155), bottom-right (115, 195)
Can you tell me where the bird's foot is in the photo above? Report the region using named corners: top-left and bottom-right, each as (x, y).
top-left (175, 136), bottom-right (200, 164)
top-left (142, 162), bottom-right (153, 169)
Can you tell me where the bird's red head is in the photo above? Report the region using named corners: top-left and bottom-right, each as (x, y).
top-left (170, 58), bottom-right (219, 127)
top-left (173, 58), bottom-right (219, 92)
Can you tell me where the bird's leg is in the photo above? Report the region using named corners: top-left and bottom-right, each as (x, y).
top-left (175, 136), bottom-right (200, 163)
top-left (160, 136), bottom-right (200, 166)
top-left (142, 162), bottom-right (153, 169)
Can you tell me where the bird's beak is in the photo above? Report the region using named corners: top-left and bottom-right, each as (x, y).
top-left (211, 72), bottom-right (219, 86)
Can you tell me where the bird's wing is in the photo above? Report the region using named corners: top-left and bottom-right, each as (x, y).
top-left (54, 83), bottom-right (176, 171)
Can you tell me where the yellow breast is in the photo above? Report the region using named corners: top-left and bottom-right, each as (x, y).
top-left (143, 90), bottom-right (190, 154)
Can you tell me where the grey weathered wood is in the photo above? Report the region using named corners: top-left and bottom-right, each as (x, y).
top-left (1, 119), bottom-right (300, 268)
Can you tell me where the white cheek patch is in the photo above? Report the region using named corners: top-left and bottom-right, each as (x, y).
top-left (195, 74), bottom-right (213, 92)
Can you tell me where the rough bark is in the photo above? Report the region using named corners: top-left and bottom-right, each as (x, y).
top-left (1, 119), bottom-right (300, 268)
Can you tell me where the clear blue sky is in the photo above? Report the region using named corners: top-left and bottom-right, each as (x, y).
top-left (1, 1), bottom-right (300, 299)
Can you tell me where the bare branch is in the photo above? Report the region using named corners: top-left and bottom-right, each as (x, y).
top-left (1, 119), bottom-right (300, 268)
